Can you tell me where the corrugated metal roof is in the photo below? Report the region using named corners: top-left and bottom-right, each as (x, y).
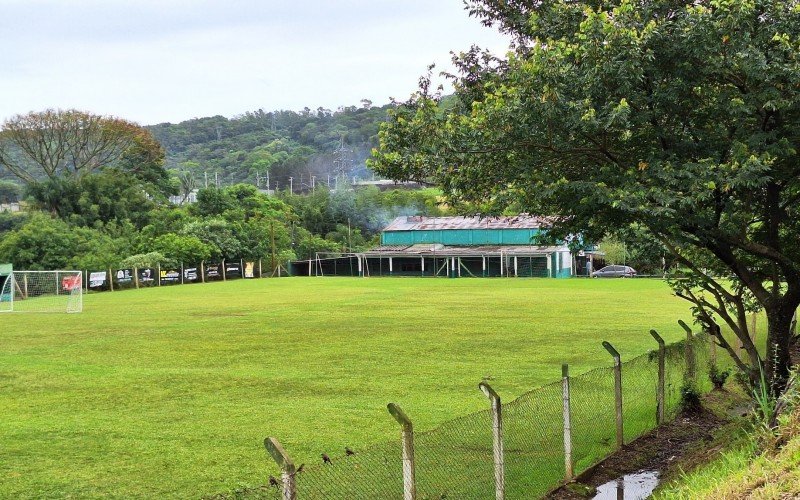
top-left (364, 245), bottom-right (568, 256)
top-left (383, 215), bottom-right (550, 232)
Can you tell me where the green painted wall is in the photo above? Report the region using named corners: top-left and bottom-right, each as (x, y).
top-left (382, 229), bottom-right (542, 246)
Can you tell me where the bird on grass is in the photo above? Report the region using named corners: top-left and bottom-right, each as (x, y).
top-left (345, 447), bottom-right (355, 456)
top-left (322, 453), bottom-right (332, 464)
top-left (296, 463), bottom-right (305, 473)
top-left (269, 476), bottom-right (279, 488)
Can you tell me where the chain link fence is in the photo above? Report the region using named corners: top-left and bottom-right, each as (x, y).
top-left (248, 328), bottom-right (719, 499)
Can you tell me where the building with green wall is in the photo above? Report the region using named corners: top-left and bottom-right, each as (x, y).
top-left (295, 216), bottom-right (601, 278)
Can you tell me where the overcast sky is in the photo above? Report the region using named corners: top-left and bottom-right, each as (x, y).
top-left (0, 0), bottom-right (510, 125)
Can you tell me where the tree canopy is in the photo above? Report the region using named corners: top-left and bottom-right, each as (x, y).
top-left (0, 109), bottom-right (159, 184)
top-left (370, 0), bottom-right (800, 393)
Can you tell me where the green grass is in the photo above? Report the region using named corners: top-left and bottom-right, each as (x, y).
top-left (0, 277), bottom-right (692, 498)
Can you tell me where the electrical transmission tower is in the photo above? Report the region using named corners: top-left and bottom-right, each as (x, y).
top-left (332, 136), bottom-right (353, 190)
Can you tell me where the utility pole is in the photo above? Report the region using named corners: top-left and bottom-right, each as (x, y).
top-left (289, 177), bottom-right (293, 193)
top-left (311, 176), bottom-right (316, 192)
top-left (204, 172), bottom-right (208, 188)
top-left (266, 172), bottom-right (270, 191)
top-left (215, 172), bottom-right (219, 188)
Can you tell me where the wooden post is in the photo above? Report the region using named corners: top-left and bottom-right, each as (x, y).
top-left (108, 268), bottom-right (114, 292)
top-left (134, 268), bottom-right (140, 289)
top-left (258, 259), bottom-right (262, 278)
top-left (561, 364), bottom-right (573, 481)
top-left (23, 273), bottom-right (28, 298)
top-left (157, 264), bottom-right (161, 287)
top-left (678, 320), bottom-right (696, 383)
top-left (264, 437), bottom-right (297, 500)
top-left (602, 341), bottom-right (624, 449)
top-left (200, 261), bottom-right (205, 283)
top-left (388, 403), bottom-right (416, 500)
top-left (479, 382), bottom-right (505, 500)
top-left (180, 263), bottom-right (184, 285)
top-left (650, 330), bottom-right (666, 425)
top-left (222, 260), bottom-right (227, 281)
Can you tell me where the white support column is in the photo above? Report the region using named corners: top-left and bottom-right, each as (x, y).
top-left (389, 257), bottom-right (394, 273)
top-left (420, 257), bottom-right (425, 273)
top-left (514, 256), bottom-right (518, 277)
top-left (500, 252), bottom-right (504, 276)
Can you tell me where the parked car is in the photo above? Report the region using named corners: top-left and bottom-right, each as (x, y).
top-left (591, 265), bottom-right (637, 278)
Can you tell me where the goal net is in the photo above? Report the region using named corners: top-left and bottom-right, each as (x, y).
top-left (0, 271), bottom-right (83, 313)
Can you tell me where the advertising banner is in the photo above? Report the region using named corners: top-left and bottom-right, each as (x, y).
top-left (244, 261), bottom-right (255, 278)
top-left (88, 271), bottom-right (108, 290)
top-left (205, 263), bottom-right (222, 281)
top-left (224, 261), bottom-right (242, 279)
top-left (62, 275), bottom-right (82, 291)
top-left (114, 268), bottom-right (134, 288)
top-left (138, 268), bottom-right (156, 286)
top-left (159, 269), bottom-right (180, 285)
top-left (183, 266), bottom-right (199, 283)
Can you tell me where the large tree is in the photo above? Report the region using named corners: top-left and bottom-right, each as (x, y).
top-left (0, 109), bottom-right (160, 185)
top-left (370, 0), bottom-right (800, 393)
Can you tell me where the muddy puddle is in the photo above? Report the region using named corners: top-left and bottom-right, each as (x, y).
top-left (592, 470), bottom-right (660, 499)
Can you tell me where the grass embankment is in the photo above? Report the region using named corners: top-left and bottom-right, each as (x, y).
top-left (656, 388), bottom-right (800, 499)
top-left (0, 278), bottom-right (691, 498)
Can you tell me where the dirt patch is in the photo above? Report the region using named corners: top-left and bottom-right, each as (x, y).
top-left (547, 392), bottom-right (737, 499)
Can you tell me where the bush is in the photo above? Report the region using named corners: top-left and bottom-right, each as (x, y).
top-left (680, 381), bottom-right (703, 413)
top-left (709, 363), bottom-right (731, 390)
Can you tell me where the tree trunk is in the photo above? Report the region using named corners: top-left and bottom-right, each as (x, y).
top-left (765, 304), bottom-right (797, 396)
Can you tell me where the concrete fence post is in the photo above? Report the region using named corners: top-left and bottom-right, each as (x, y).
top-left (602, 341), bottom-right (624, 449)
top-left (678, 320), bottom-right (696, 383)
top-left (479, 382), bottom-right (505, 500)
top-left (561, 364), bottom-right (574, 481)
top-left (650, 330), bottom-right (666, 425)
top-left (388, 403), bottom-right (416, 500)
top-left (264, 437), bottom-right (297, 500)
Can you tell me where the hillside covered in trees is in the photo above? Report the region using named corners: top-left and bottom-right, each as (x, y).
top-left (148, 102), bottom-right (391, 192)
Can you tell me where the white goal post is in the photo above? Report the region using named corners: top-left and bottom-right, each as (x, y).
top-left (0, 270), bottom-right (83, 313)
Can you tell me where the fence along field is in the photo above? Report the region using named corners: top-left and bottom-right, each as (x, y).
top-left (252, 325), bottom-right (717, 499)
top-left (0, 278), bottom-right (700, 498)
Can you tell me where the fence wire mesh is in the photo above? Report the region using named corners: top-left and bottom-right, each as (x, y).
top-left (252, 334), bottom-right (716, 499)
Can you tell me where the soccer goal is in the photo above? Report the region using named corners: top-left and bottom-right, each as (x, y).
top-left (0, 271), bottom-right (83, 313)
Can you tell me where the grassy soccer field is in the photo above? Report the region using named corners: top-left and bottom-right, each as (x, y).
top-left (0, 277), bottom-right (692, 498)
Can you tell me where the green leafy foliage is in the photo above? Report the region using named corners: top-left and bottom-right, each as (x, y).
top-left (371, 0), bottom-right (800, 394)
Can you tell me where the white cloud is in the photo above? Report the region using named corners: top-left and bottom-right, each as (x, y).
top-left (0, 0), bottom-right (510, 124)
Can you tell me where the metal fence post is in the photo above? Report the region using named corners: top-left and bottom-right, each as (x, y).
top-left (678, 320), bottom-right (696, 382)
top-left (650, 330), bottom-right (666, 425)
top-left (388, 403), bottom-right (416, 500)
top-left (602, 341), bottom-right (624, 449)
top-left (479, 382), bottom-right (505, 500)
top-left (561, 364), bottom-right (573, 481)
top-left (264, 437), bottom-right (297, 500)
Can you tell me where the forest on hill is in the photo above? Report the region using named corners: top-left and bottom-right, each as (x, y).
top-left (148, 101), bottom-right (391, 192)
